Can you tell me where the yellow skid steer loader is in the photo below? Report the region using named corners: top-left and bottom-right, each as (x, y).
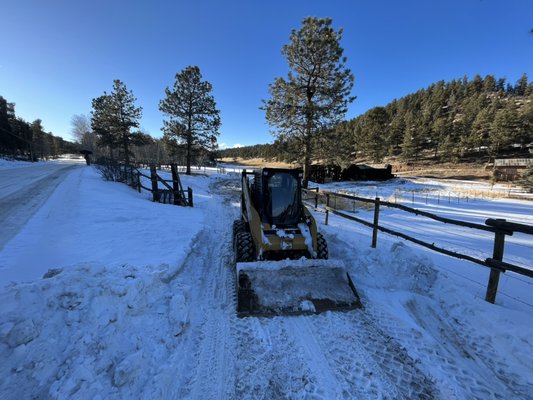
top-left (233, 168), bottom-right (362, 317)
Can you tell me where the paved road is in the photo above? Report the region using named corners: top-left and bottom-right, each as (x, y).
top-left (0, 162), bottom-right (80, 251)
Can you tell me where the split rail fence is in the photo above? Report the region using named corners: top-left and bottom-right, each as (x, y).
top-left (302, 187), bottom-right (533, 304)
top-left (133, 164), bottom-right (193, 207)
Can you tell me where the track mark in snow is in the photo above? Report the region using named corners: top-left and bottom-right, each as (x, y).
top-left (171, 178), bottom-right (241, 400)
top-left (308, 311), bottom-right (438, 399)
top-left (0, 163), bottom-right (79, 250)
top-left (234, 317), bottom-right (325, 399)
top-left (167, 176), bottom-right (530, 400)
top-left (364, 299), bottom-right (530, 399)
top-left (324, 223), bottom-right (532, 399)
top-left (203, 177), bottom-right (437, 399)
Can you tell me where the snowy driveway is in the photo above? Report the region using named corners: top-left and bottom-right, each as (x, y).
top-left (162, 178), bottom-right (532, 399)
top-left (0, 171), bottom-right (531, 399)
top-left (0, 162), bottom-right (81, 250)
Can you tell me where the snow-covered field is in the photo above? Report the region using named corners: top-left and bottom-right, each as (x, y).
top-left (313, 178), bottom-right (533, 308)
top-left (0, 162), bottom-right (532, 399)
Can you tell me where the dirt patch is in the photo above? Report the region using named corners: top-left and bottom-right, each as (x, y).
top-left (219, 157), bottom-right (294, 168)
top-left (221, 157), bottom-right (493, 180)
top-left (391, 162), bottom-right (491, 181)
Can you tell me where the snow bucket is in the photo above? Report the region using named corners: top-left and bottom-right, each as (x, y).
top-left (236, 259), bottom-right (362, 317)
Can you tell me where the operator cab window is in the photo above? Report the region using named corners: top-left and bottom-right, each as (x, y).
top-left (268, 173), bottom-right (299, 225)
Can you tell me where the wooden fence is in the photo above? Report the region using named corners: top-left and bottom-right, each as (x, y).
top-left (303, 187), bottom-right (533, 304)
top-left (133, 161), bottom-right (228, 175)
top-left (133, 164), bottom-right (193, 207)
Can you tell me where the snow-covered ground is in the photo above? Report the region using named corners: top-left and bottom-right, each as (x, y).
top-left (312, 178), bottom-right (533, 308)
top-left (0, 157), bottom-right (41, 169)
top-left (0, 162), bottom-right (532, 399)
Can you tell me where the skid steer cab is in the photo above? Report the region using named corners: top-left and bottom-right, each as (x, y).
top-left (234, 168), bottom-right (326, 261)
top-left (233, 168), bottom-right (362, 317)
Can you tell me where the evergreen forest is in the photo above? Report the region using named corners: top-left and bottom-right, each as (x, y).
top-left (220, 74), bottom-right (533, 166)
top-left (0, 96), bottom-right (78, 160)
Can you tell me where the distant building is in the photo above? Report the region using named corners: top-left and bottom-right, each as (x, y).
top-left (493, 158), bottom-right (532, 181)
top-left (310, 164), bottom-right (394, 183)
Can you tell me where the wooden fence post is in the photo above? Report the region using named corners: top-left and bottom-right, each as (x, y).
top-left (170, 163), bottom-right (180, 205)
top-left (314, 187), bottom-right (319, 209)
top-left (150, 164), bottom-right (160, 202)
top-left (485, 219), bottom-right (506, 304)
top-left (325, 194), bottom-right (330, 225)
top-left (187, 187), bottom-right (194, 207)
top-left (372, 197), bottom-right (380, 248)
top-left (137, 172), bottom-right (141, 193)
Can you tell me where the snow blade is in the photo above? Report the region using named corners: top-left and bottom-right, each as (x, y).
top-left (236, 259), bottom-right (362, 317)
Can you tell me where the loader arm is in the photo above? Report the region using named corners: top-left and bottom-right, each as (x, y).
top-left (241, 173), bottom-right (262, 259)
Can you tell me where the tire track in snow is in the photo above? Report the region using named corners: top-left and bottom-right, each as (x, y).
top-left (285, 316), bottom-right (361, 399)
top-left (174, 180), bottom-right (239, 400)
top-left (183, 176), bottom-right (444, 399)
top-left (213, 176), bottom-right (437, 399)
top-left (234, 316), bottom-right (329, 399)
top-left (288, 311), bottom-right (438, 399)
top-left (214, 178), bottom-right (344, 399)
top-left (0, 163), bottom-right (79, 250)
top-left (324, 222), bottom-right (529, 399)
top-left (364, 300), bottom-right (530, 399)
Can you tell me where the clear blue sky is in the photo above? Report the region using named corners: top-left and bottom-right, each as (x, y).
top-left (1, 0), bottom-right (532, 147)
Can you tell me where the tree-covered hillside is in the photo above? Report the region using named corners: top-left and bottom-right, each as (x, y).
top-left (220, 74), bottom-right (533, 165)
top-left (0, 96), bottom-right (78, 159)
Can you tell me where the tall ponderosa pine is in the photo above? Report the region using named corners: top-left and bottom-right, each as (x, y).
top-left (489, 102), bottom-right (519, 157)
top-left (31, 119), bottom-right (47, 160)
top-left (262, 17), bottom-right (355, 187)
top-left (159, 66), bottom-right (221, 175)
top-left (0, 97), bottom-right (15, 154)
top-left (519, 156), bottom-right (533, 192)
top-left (360, 107), bottom-right (389, 162)
top-left (91, 80), bottom-right (143, 165)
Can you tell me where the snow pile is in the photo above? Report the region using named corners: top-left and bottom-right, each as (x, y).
top-left (237, 257), bottom-right (345, 272)
top-left (353, 241), bottom-right (437, 294)
top-left (0, 262), bottom-right (191, 399)
top-left (243, 266), bottom-right (357, 311)
top-left (0, 157), bottom-right (37, 169)
top-left (0, 167), bottom-right (206, 286)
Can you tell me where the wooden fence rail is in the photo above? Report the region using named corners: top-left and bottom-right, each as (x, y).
top-left (147, 164), bottom-right (193, 206)
top-left (95, 160), bottom-right (193, 206)
top-left (302, 187), bottom-right (533, 304)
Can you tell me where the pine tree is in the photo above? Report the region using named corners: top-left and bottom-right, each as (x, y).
top-left (315, 122), bottom-right (354, 167)
top-left (262, 17), bottom-right (355, 187)
top-left (159, 66), bottom-right (221, 175)
top-left (482, 75), bottom-right (497, 93)
top-left (519, 160), bottom-right (533, 192)
top-left (0, 97), bottom-right (14, 154)
top-left (517, 99), bottom-right (533, 148)
top-left (431, 117), bottom-right (450, 158)
top-left (471, 108), bottom-right (493, 154)
top-left (489, 102), bottom-right (519, 157)
top-left (91, 80), bottom-right (143, 165)
top-left (31, 119), bottom-right (47, 160)
top-left (401, 112), bottom-right (421, 161)
top-left (514, 73), bottom-right (528, 96)
top-left (388, 114), bottom-right (405, 156)
top-left (361, 107), bottom-right (389, 162)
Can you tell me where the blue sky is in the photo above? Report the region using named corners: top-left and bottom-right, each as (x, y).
top-left (1, 0), bottom-right (532, 147)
